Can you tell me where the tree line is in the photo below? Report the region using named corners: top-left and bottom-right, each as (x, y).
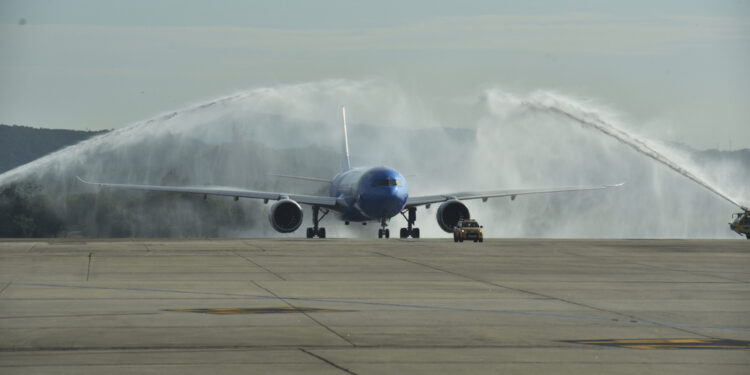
top-left (0, 180), bottom-right (255, 238)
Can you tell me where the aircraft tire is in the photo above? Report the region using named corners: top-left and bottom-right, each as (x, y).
top-left (400, 228), bottom-right (408, 238)
top-left (385, 229), bottom-right (390, 238)
top-left (412, 228), bottom-right (420, 239)
top-left (318, 228), bottom-right (326, 238)
top-left (454, 234), bottom-right (458, 242)
top-left (459, 236), bottom-right (464, 243)
top-left (306, 228), bottom-right (314, 238)
top-left (378, 229), bottom-right (383, 239)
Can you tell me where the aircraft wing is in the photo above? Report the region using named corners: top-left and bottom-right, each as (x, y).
top-left (406, 183), bottom-right (624, 207)
top-left (77, 177), bottom-right (339, 208)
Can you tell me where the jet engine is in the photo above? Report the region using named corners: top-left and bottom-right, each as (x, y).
top-left (436, 200), bottom-right (470, 232)
top-left (268, 199), bottom-right (303, 233)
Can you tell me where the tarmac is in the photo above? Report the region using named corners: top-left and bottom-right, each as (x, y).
top-left (0, 238), bottom-right (748, 374)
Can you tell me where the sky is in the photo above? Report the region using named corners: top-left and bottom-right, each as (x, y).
top-left (1, 0), bottom-right (748, 149)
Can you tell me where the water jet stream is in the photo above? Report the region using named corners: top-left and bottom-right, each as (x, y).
top-left (0, 81), bottom-right (745, 238)
top-left (522, 98), bottom-right (747, 211)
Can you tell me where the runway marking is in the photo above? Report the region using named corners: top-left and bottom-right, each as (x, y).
top-left (566, 338), bottom-right (750, 349)
top-left (165, 307), bottom-right (352, 314)
top-left (13, 282), bottom-right (750, 333)
top-left (86, 252), bottom-right (92, 281)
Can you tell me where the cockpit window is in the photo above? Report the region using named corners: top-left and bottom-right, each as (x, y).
top-left (372, 179), bottom-right (401, 187)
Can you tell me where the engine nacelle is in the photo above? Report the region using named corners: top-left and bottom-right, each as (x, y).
top-left (436, 200), bottom-right (470, 232)
top-left (268, 199), bottom-right (303, 233)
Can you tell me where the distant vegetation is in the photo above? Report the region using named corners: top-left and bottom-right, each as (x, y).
top-left (0, 124), bottom-right (108, 173)
top-left (0, 178), bottom-right (254, 238)
top-left (63, 189), bottom-right (253, 237)
top-left (0, 182), bottom-right (63, 237)
top-left (0, 124), bottom-right (257, 237)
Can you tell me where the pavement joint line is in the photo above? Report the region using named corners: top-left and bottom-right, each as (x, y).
top-left (233, 251), bottom-right (286, 281)
top-left (1, 360), bottom-right (743, 368)
top-left (559, 249), bottom-right (748, 283)
top-left (251, 281), bottom-right (356, 347)
top-left (628, 261), bottom-right (747, 283)
top-left (0, 363), bottom-right (315, 368)
top-left (299, 348), bottom-right (358, 375)
top-left (371, 252), bottom-right (713, 339)
top-left (566, 338), bottom-right (750, 350)
top-left (11, 282), bottom-right (750, 333)
top-left (0, 312), bottom-right (160, 319)
top-left (0, 281), bottom-right (11, 296)
top-left (0, 345), bottom-right (604, 353)
top-left (2, 343), bottom-right (748, 353)
top-left (1, 345), bottom-right (357, 353)
top-left (244, 242), bottom-right (267, 252)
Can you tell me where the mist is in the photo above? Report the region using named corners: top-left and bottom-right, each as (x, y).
top-left (0, 79), bottom-right (746, 238)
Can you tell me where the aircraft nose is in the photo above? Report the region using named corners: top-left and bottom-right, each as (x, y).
top-left (360, 187), bottom-right (406, 218)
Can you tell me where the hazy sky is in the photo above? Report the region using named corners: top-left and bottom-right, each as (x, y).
top-left (1, 0), bottom-right (748, 149)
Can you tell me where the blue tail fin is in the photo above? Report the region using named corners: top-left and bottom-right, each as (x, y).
top-left (342, 107), bottom-right (351, 171)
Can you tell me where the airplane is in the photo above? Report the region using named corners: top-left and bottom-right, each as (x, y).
top-left (78, 107), bottom-right (623, 239)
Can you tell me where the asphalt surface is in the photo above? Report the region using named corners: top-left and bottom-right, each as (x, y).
top-left (0, 238), bottom-right (748, 374)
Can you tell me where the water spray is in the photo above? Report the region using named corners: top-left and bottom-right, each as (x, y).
top-left (519, 95), bottom-right (747, 212)
top-left (1, 81), bottom-right (746, 238)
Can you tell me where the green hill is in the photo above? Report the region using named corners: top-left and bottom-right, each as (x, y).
top-left (0, 124), bottom-right (108, 173)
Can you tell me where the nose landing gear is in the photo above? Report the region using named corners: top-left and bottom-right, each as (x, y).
top-left (378, 217), bottom-right (390, 238)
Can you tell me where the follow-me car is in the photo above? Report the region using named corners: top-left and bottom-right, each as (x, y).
top-left (79, 108), bottom-right (622, 238)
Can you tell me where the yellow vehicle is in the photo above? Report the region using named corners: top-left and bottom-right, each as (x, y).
top-left (453, 219), bottom-right (484, 243)
top-left (729, 210), bottom-right (750, 239)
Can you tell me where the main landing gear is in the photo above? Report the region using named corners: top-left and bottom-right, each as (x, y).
top-left (399, 207), bottom-right (420, 239)
top-left (378, 217), bottom-right (390, 239)
top-left (306, 206), bottom-right (329, 238)
top-left (378, 207), bottom-right (421, 239)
